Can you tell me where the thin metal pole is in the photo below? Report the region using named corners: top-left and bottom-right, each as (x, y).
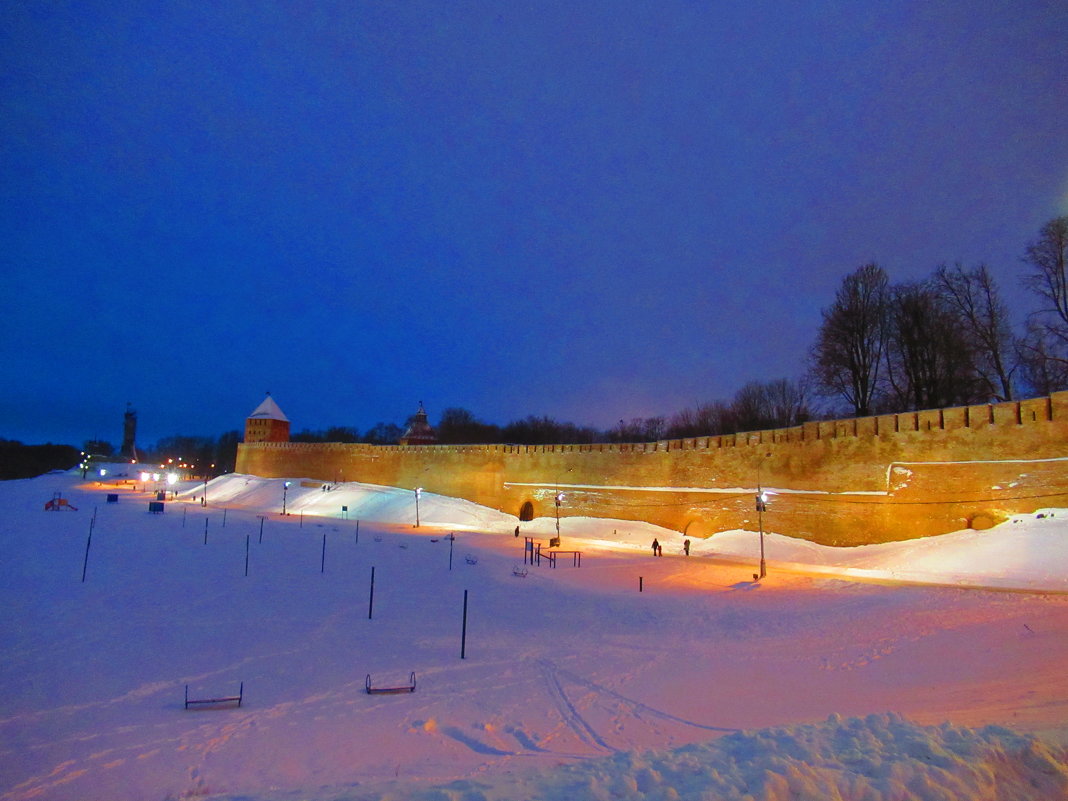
top-left (204, 517), bottom-right (208, 545)
top-left (81, 520), bottom-right (93, 583)
top-left (320, 533), bottom-right (326, 574)
top-left (368, 566), bottom-right (375, 619)
top-left (244, 534), bottom-right (250, 577)
top-left (639, 576), bottom-right (643, 593)
top-left (460, 589), bottom-right (468, 659)
top-left (449, 534), bottom-right (454, 571)
top-left (222, 508), bottom-right (227, 527)
top-left (758, 500), bottom-right (766, 579)
top-left (355, 519), bottom-right (359, 543)
top-left (259, 516), bottom-right (265, 543)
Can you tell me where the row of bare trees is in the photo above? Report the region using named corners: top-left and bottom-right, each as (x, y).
top-left (811, 217), bottom-right (1068, 416)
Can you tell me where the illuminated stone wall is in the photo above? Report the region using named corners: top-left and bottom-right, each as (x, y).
top-left (235, 392), bottom-right (1068, 545)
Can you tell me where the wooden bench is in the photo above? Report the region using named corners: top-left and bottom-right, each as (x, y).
top-left (185, 682), bottom-right (243, 709)
top-left (365, 672), bottom-right (416, 694)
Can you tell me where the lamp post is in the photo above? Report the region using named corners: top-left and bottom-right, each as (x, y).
top-left (415, 487), bottom-right (422, 528)
top-left (756, 489), bottom-right (768, 579)
top-left (755, 451), bottom-right (771, 580)
top-left (282, 481), bottom-right (291, 515)
top-left (554, 492), bottom-right (564, 544)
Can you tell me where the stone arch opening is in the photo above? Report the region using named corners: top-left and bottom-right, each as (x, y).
top-left (683, 518), bottom-right (714, 539)
top-left (519, 501), bottom-right (534, 521)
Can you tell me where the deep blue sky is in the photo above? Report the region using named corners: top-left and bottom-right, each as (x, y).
top-left (3, 1), bottom-right (1067, 448)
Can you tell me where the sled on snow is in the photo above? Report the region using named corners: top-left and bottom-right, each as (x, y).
top-left (365, 672), bottom-right (417, 694)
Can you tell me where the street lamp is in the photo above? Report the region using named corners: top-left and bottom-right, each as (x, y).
top-left (282, 481), bottom-right (291, 515)
top-left (756, 489), bottom-right (769, 579)
top-left (554, 492), bottom-right (565, 546)
top-left (414, 487), bottom-right (422, 528)
top-left (755, 451), bottom-right (772, 580)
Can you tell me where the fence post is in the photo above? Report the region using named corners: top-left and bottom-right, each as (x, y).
top-left (80, 520), bottom-right (93, 583)
top-left (461, 589), bottom-right (469, 659)
top-left (368, 566), bottom-right (375, 619)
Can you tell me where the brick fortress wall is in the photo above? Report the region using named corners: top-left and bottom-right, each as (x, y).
top-left (235, 392), bottom-right (1068, 545)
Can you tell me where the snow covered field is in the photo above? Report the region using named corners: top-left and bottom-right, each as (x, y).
top-left (2, 471), bottom-right (1067, 800)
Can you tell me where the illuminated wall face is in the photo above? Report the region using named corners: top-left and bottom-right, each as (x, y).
top-left (236, 392), bottom-right (1068, 546)
top-left (244, 418), bottom-right (290, 443)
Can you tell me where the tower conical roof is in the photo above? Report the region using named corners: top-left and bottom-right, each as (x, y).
top-left (248, 393), bottom-right (289, 422)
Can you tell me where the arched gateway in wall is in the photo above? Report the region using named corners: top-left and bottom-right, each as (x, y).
top-left (519, 501), bottom-right (534, 521)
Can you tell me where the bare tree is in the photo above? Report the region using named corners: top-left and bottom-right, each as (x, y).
top-left (1018, 320), bottom-right (1068, 395)
top-left (666, 401), bottom-right (734, 438)
top-left (883, 281), bottom-right (978, 410)
top-left (1020, 216), bottom-right (1068, 391)
top-left (729, 379), bottom-right (810, 431)
top-left (811, 263), bottom-right (889, 417)
top-left (1024, 216), bottom-right (1068, 333)
top-left (730, 381), bottom-right (772, 432)
top-left (762, 377), bottom-right (810, 427)
top-left (933, 263), bottom-right (1016, 401)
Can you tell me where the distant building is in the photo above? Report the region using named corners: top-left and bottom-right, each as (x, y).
top-left (244, 393), bottom-right (290, 443)
top-left (120, 402), bottom-right (139, 460)
top-left (399, 402), bottom-right (437, 445)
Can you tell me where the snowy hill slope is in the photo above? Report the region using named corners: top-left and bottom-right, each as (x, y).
top-left (2, 472), bottom-right (1067, 801)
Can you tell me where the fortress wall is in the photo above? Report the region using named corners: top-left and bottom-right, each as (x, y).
top-left (236, 392), bottom-right (1068, 546)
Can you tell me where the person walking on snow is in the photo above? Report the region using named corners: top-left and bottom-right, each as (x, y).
top-left (684, 539), bottom-right (690, 556)
top-left (651, 538), bottom-right (660, 557)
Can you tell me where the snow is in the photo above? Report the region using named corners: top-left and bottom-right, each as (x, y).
top-left (2, 471), bottom-right (1068, 801)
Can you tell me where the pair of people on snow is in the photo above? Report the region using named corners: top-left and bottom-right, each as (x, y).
top-left (651, 538), bottom-right (691, 556)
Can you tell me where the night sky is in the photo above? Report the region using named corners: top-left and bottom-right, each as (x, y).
top-left (3, 1), bottom-right (1067, 448)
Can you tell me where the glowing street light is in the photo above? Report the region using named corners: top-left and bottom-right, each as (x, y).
top-left (755, 451), bottom-right (772, 580)
top-left (282, 481), bottom-right (291, 515)
top-left (756, 490), bottom-right (769, 579)
top-left (414, 487), bottom-right (423, 528)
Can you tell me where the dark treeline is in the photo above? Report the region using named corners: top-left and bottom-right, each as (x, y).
top-left (0, 440), bottom-right (81, 480)
top-left (432, 377), bottom-right (811, 445)
top-left (71, 432), bottom-right (244, 477)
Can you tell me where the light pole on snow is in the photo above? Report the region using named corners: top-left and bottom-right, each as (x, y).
top-left (755, 452), bottom-right (771, 580)
top-left (554, 492), bottom-right (565, 544)
top-left (282, 481), bottom-right (291, 515)
top-left (415, 487), bottom-right (422, 528)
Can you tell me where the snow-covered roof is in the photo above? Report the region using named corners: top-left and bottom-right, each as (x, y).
top-left (247, 394), bottom-right (289, 422)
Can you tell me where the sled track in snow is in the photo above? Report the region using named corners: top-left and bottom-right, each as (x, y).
top-left (536, 659), bottom-right (615, 753)
top-left (552, 666), bottom-right (740, 734)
